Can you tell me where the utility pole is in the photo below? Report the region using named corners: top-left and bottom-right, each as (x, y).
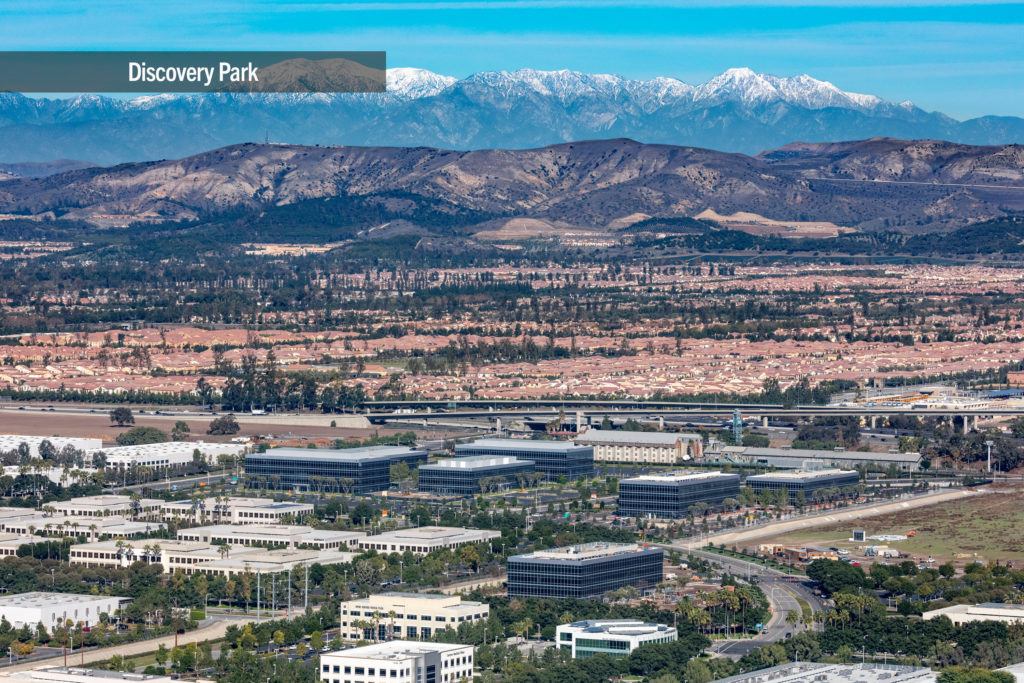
top-left (985, 440), bottom-right (994, 474)
top-left (287, 567), bottom-right (292, 616)
top-left (174, 598), bottom-right (180, 650)
top-left (257, 572), bottom-right (261, 624)
top-left (304, 562), bottom-right (309, 611)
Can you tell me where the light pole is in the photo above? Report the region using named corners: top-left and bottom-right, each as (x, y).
top-left (985, 440), bottom-right (994, 474)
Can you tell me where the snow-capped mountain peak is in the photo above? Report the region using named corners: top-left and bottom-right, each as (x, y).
top-left (386, 68), bottom-right (457, 99)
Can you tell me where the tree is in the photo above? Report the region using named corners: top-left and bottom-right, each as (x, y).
top-left (273, 630), bottom-right (285, 650)
top-left (682, 659), bottom-right (712, 683)
top-left (937, 668), bottom-right (1014, 683)
top-left (311, 631), bottom-right (324, 652)
top-left (155, 643), bottom-right (169, 668)
top-left (207, 415), bottom-right (240, 435)
top-left (171, 421), bottom-right (191, 441)
top-left (109, 407), bottom-right (134, 427)
top-left (116, 427), bottom-right (169, 446)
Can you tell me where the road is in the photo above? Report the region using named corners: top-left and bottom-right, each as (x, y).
top-left (681, 548), bottom-right (825, 658)
top-left (0, 615), bottom-right (253, 675)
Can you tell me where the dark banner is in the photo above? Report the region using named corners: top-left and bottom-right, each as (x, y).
top-left (0, 51), bottom-right (386, 93)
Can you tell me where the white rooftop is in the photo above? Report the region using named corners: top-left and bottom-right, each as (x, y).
top-left (515, 542), bottom-right (655, 562)
top-left (326, 640), bottom-right (469, 661)
top-left (576, 429), bottom-right (700, 445)
top-left (622, 471), bottom-right (736, 484)
top-left (0, 592), bottom-right (128, 609)
top-left (422, 455), bottom-right (532, 470)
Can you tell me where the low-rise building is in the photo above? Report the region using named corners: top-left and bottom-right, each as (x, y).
top-left (51, 495), bottom-right (162, 519)
top-left (339, 593), bottom-right (489, 641)
top-left (711, 662), bottom-right (936, 683)
top-left (0, 533), bottom-right (50, 557)
top-left (101, 441), bottom-right (246, 471)
top-left (319, 641), bottom-right (473, 683)
top-left (617, 471), bottom-right (740, 518)
top-left (189, 548), bottom-right (358, 577)
top-left (745, 468), bottom-right (861, 502)
top-left (176, 524), bottom-right (364, 550)
top-left (454, 439), bottom-right (594, 480)
top-left (357, 527), bottom-right (500, 555)
top-left (0, 514), bottom-right (164, 539)
top-left (418, 456), bottom-right (535, 496)
top-left (575, 429), bottom-right (703, 463)
top-left (160, 497), bottom-right (314, 525)
top-left (556, 619), bottom-right (677, 659)
top-left (4, 666), bottom-right (181, 683)
top-left (923, 602), bottom-right (1024, 626)
top-left (508, 542), bottom-right (663, 599)
top-left (245, 446), bottom-right (428, 493)
top-left (0, 435), bottom-right (102, 458)
top-left (0, 592), bottom-right (129, 629)
top-left (715, 445), bottom-right (923, 472)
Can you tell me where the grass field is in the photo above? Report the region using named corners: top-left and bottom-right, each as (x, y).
top-left (753, 489), bottom-right (1024, 567)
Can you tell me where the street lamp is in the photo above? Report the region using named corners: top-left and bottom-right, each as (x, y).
top-left (985, 440), bottom-right (994, 474)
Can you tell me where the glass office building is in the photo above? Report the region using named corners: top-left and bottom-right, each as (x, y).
top-left (507, 542), bottom-right (663, 598)
top-left (556, 620), bottom-right (677, 659)
top-left (455, 439), bottom-right (593, 480)
top-left (746, 468), bottom-right (860, 502)
top-left (244, 446), bottom-right (427, 493)
top-left (418, 455), bottom-right (536, 496)
top-left (617, 471), bottom-right (741, 518)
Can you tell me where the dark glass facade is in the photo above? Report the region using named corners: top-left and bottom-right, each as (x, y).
top-left (455, 440), bottom-right (594, 480)
top-left (746, 470), bottom-right (860, 501)
top-left (617, 473), bottom-right (741, 518)
top-left (244, 446), bottom-right (427, 493)
top-left (507, 544), bottom-right (663, 598)
top-left (418, 457), bottom-right (536, 496)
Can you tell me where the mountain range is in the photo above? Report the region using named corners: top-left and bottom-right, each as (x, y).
top-left (1, 67), bottom-right (1023, 165)
top-left (2, 137), bottom-right (1022, 233)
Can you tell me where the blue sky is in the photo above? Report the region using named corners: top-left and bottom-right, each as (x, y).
top-left (1, 1), bottom-right (1021, 119)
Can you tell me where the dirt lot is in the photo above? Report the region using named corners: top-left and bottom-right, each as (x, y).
top-left (0, 406), bottom-right (443, 445)
top-left (753, 487), bottom-right (1024, 568)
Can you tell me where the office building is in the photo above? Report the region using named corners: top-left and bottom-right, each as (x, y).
top-left (339, 593), bottom-right (489, 641)
top-left (0, 435), bottom-right (101, 458)
top-left (189, 548), bottom-right (358, 578)
top-left (176, 524), bottom-right (364, 550)
top-left (418, 456), bottom-right (535, 496)
top-left (711, 663), bottom-right (936, 683)
top-left (0, 514), bottom-right (163, 539)
top-left (745, 468), bottom-right (860, 502)
top-left (712, 444), bottom-right (923, 472)
top-left (320, 641), bottom-right (473, 683)
top-left (923, 603), bottom-right (1024, 627)
top-left (101, 441), bottom-right (245, 471)
top-left (51, 495), bottom-right (162, 520)
top-left (357, 527), bottom-right (499, 555)
top-left (245, 446), bottom-right (427, 493)
top-left (455, 439), bottom-right (593, 480)
top-left (0, 592), bottom-right (129, 629)
top-left (5, 666), bottom-right (180, 683)
top-left (160, 497), bottom-right (314, 524)
top-left (507, 542), bottom-right (663, 599)
top-left (575, 429), bottom-right (703, 463)
top-left (617, 471), bottom-right (740, 518)
top-left (556, 620), bottom-right (677, 659)
top-left (0, 533), bottom-right (50, 557)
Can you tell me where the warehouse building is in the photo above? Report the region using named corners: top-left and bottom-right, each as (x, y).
top-left (418, 455), bottom-right (535, 496)
top-left (0, 592), bottom-right (129, 629)
top-left (507, 542), bottom-right (663, 599)
top-left (339, 593), bottom-right (489, 641)
top-left (923, 602), bottom-right (1024, 626)
top-left (320, 641), bottom-right (473, 683)
top-left (455, 439), bottom-right (593, 480)
top-left (556, 620), bottom-right (677, 659)
top-left (160, 497), bottom-right (314, 524)
top-left (0, 435), bottom-right (101, 458)
top-left (357, 527), bottom-right (499, 555)
top-left (101, 441), bottom-right (246, 471)
top-left (745, 468), bottom-right (860, 502)
top-left (575, 429), bottom-right (703, 463)
top-left (617, 471), bottom-right (741, 518)
top-left (713, 444), bottom-right (923, 472)
top-left (245, 446), bottom-right (428, 493)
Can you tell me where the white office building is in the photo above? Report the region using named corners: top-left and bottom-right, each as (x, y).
top-left (51, 495), bottom-right (163, 519)
top-left (4, 666), bottom-right (181, 683)
top-left (320, 641), bottom-right (473, 683)
top-left (575, 429), bottom-right (703, 463)
top-left (556, 619), bottom-right (677, 659)
top-left (0, 435), bottom-right (102, 458)
top-left (176, 524), bottom-right (364, 550)
top-left (339, 593), bottom-right (489, 641)
top-left (100, 441), bottom-right (246, 470)
top-left (160, 497), bottom-right (314, 525)
top-left (357, 527), bottom-right (499, 555)
top-left (923, 602), bottom-right (1024, 626)
top-left (0, 592), bottom-right (129, 629)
